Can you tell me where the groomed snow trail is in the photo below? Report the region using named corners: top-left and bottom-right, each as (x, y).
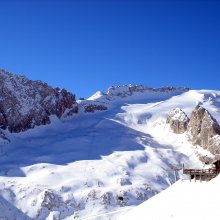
top-left (119, 176), bottom-right (220, 220)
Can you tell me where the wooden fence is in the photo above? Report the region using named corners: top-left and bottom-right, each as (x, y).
top-left (183, 168), bottom-right (220, 181)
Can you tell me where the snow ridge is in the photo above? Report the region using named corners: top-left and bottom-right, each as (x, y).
top-left (107, 84), bottom-right (189, 97)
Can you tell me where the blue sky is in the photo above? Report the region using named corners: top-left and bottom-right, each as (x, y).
top-left (0, 0), bottom-right (219, 98)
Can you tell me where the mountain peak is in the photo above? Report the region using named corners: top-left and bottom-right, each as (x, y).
top-left (107, 84), bottom-right (189, 97)
top-left (0, 69), bottom-right (78, 133)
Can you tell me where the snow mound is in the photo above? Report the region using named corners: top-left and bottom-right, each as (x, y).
top-left (119, 175), bottom-right (220, 220)
top-left (167, 108), bottom-right (189, 122)
top-left (87, 91), bottom-right (106, 100)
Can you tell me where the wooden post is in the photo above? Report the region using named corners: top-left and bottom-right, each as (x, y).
top-left (173, 169), bottom-right (177, 182)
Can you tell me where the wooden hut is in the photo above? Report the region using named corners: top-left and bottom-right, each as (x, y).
top-left (212, 160), bottom-right (220, 170)
top-left (183, 160), bottom-right (220, 182)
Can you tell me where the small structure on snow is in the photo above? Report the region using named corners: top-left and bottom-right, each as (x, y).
top-left (183, 160), bottom-right (220, 182)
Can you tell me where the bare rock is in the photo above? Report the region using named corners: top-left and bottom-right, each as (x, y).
top-left (187, 105), bottom-right (220, 154)
top-left (0, 129), bottom-right (9, 142)
top-left (37, 190), bottom-right (74, 219)
top-left (107, 84), bottom-right (189, 98)
top-left (86, 189), bottom-right (98, 201)
top-left (0, 69), bottom-right (78, 133)
top-left (116, 178), bottom-right (132, 186)
top-left (167, 108), bottom-right (189, 134)
top-left (84, 104), bottom-right (107, 113)
top-left (116, 191), bottom-right (129, 207)
top-left (100, 192), bottom-right (112, 207)
top-left (41, 190), bottom-right (62, 210)
top-left (135, 191), bottom-right (148, 200)
top-left (209, 135), bottom-right (220, 154)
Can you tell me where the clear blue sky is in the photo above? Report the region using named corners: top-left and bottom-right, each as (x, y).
top-left (0, 0), bottom-right (219, 98)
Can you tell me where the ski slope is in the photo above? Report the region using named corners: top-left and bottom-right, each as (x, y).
top-left (0, 87), bottom-right (219, 219)
top-left (119, 175), bottom-right (220, 220)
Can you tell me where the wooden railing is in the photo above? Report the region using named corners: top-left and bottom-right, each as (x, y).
top-left (183, 168), bottom-right (220, 181)
top-left (183, 168), bottom-right (219, 174)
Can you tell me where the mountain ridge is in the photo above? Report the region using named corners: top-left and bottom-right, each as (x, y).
top-left (0, 69), bottom-right (219, 219)
top-left (0, 68), bottom-right (188, 138)
top-left (0, 69), bottom-right (78, 134)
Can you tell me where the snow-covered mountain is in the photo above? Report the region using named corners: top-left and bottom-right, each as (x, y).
top-left (0, 69), bottom-right (77, 134)
top-left (0, 70), bottom-right (220, 219)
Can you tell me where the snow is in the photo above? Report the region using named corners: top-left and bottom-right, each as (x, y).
top-left (87, 91), bottom-right (107, 101)
top-left (168, 108), bottom-right (189, 122)
top-left (211, 135), bottom-right (220, 144)
top-left (0, 193), bottom-right (31, 219)
top-left (119, 176), bottom-right (220, 220)
top-left (0, 86), bottom-right (220, 219)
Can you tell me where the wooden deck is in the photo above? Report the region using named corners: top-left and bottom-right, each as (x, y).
top-left (183, 168), bottom-right (220, 181)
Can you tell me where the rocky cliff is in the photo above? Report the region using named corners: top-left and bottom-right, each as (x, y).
top-left (107, 84), bottom-right (189, 98)
top-left (187, 105), bottom-right (220, 154)
top-left (0, 69), bottom-right (78, 133)
top-left (167, 105), bottom-right (220, 155)
top-left (166, 108), bottom-right (189, 134)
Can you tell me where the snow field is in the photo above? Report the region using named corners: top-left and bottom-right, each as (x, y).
top-left (0, 88), bottom-right (220, 219)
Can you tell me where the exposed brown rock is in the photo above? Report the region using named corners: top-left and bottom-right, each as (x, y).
top-left (167, 108), bottom-right (189, 134)
top-left (107, 84), bottom-right (189, 98)
top-left (0, 69), bottom-right (78, 133)
top-left (187, 105), bottom-right (220, 154)
top-left (84, 104), bottom-right (107, 113)
top-left (209, 135), bottom-right (220, 154)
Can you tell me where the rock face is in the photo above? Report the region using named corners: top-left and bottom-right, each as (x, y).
top-left (84, 104), bottom-right (107, 113)
top-left (167, 108), bottom-right (189, 134)
top-left (187, 105), bottom-right (220, 154)
top-left (166, 105), bottom-right (220, 154)
top-left (107, 84), bottom-right (189, 98)
top-left (36, 190), bottom-right (75, 220)
top-left (0, 69), bottom-right (78, 133)
top-left (209, 135), bottom-right (220, 154)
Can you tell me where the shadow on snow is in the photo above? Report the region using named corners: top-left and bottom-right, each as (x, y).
top-left (0, 91), bottom-right (187, 177)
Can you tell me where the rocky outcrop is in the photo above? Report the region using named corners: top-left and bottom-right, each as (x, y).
top-left (0, 129), bottom-right (9, 142)
top-left (0, 69), bottom-right (78, 133)
top-left (84, 104), bottom-right (107, 113)
top-left (166, 105), bottom-right (220, 154)
top-left (36, 190), bottom-right (76, 220)
top-left (78, 98), bottom-right (108, 113)
top-left (107, 84), bottom-right (189, 98)
top-left (187, 105), bottom-right (220, 154)
top-left (209, 135), bottom-right (220, 154)
top-left (167, 108), bottom-right (189, 134)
